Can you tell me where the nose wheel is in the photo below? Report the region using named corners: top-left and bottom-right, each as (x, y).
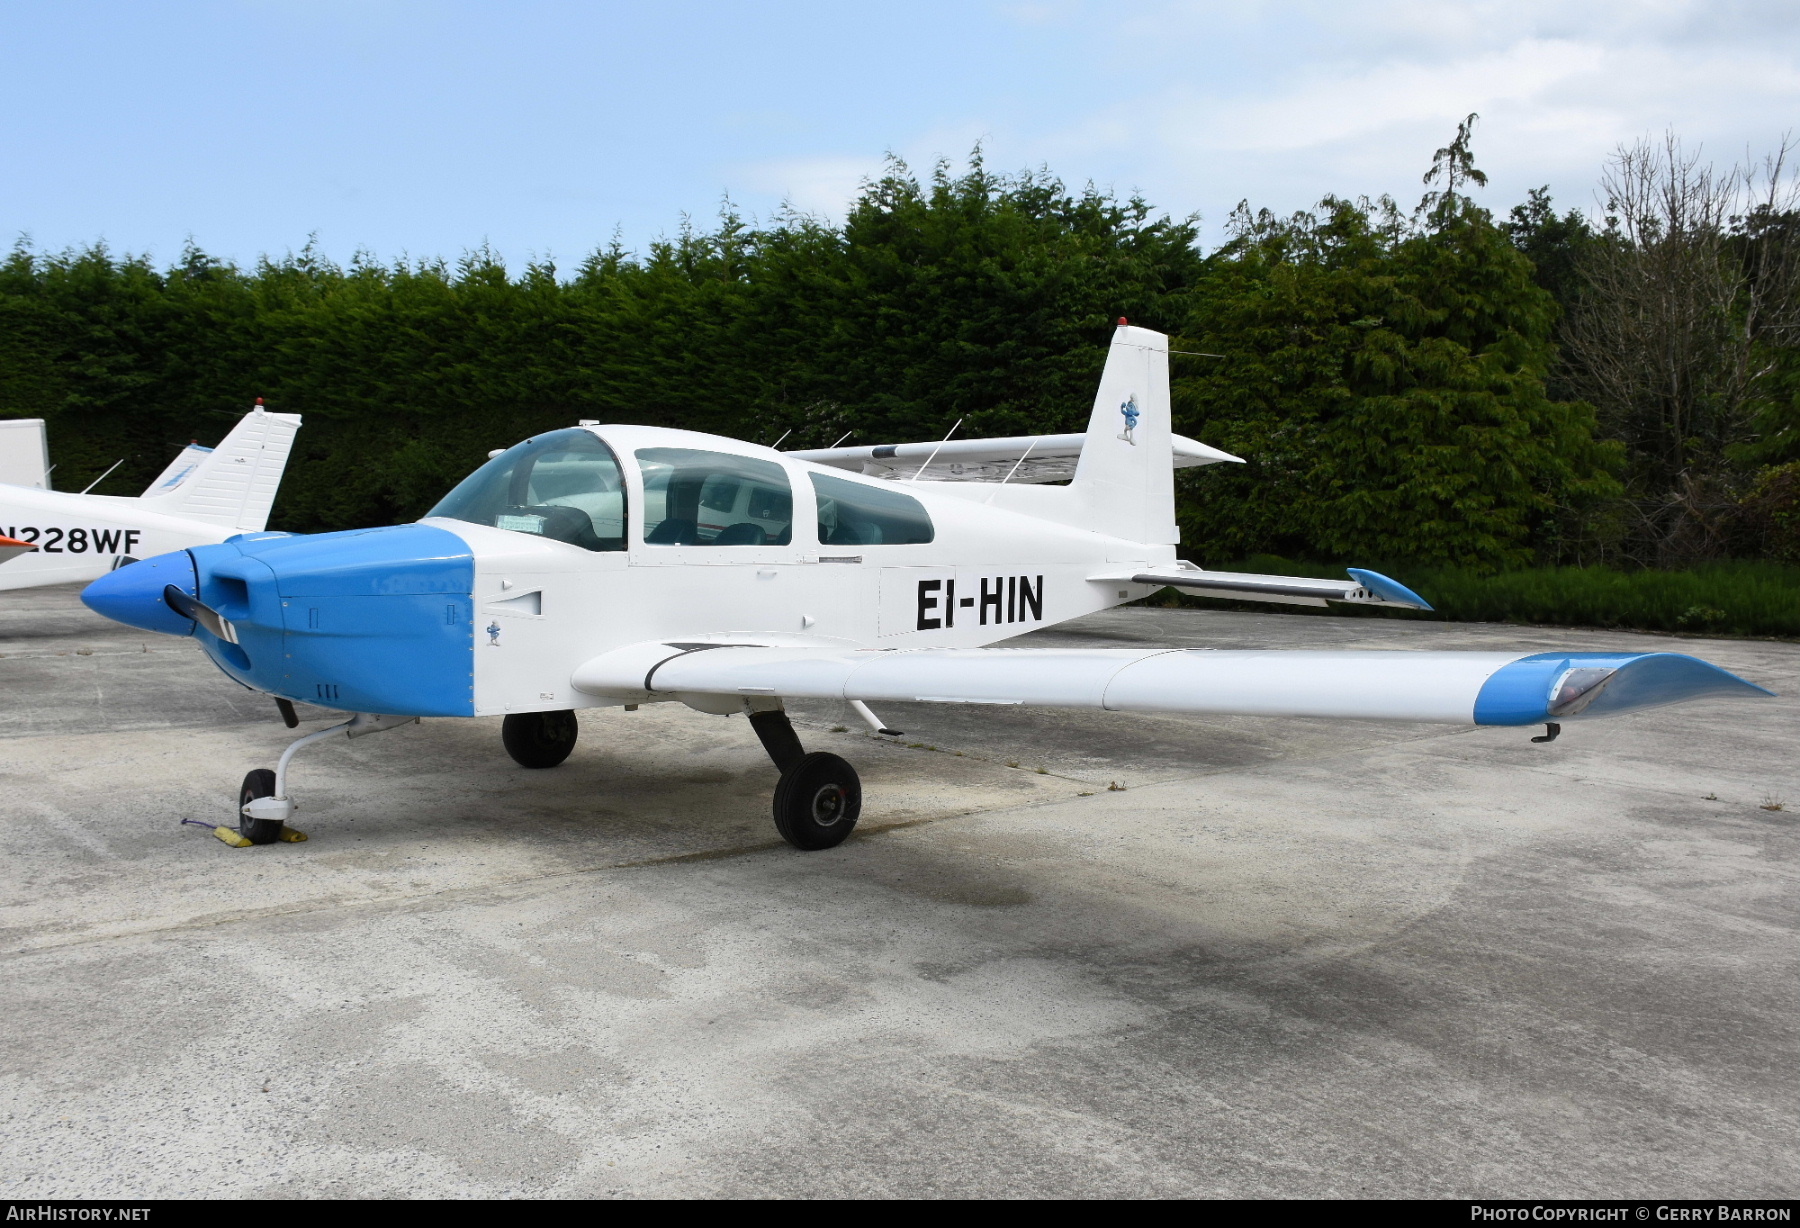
top-left (237, 769), bottom-right (285, 844)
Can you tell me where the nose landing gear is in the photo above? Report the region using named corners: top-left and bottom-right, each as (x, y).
top-left (749, 708), bottom-right (861, 851)
top-left (224, 712), bottom-right (419, 846)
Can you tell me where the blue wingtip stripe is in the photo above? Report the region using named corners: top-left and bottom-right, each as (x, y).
top-left (1474, 651), bottom-right (1774, 726)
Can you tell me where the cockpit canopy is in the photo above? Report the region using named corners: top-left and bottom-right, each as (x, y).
top-left (427, 429), bottom-right (627, 551)
top-left (427, 428), bottom-right (935, 550)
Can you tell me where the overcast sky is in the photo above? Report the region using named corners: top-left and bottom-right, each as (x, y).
top-left (2, 0), bottom-right (1795, 269)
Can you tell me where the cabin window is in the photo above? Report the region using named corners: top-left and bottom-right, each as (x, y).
top-left (810, 472), bottom-right (934, 545)
top-left (427, 429), bottom-right (626, 551)
top-left (636, 448), bottom-right (794, 546)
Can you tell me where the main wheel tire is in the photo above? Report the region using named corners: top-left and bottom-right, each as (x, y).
top-left (238, 768), bottom-right (283, 845)
top-left (772, 752), bottom-right (861, 851)
top-left (502, 709), bottom-right (579, 768)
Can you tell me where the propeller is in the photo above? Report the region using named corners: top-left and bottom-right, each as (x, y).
top-left (162, 584), bottom-right (237, 643)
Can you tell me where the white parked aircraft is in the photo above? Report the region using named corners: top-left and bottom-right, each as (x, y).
top-left (81, 322), bottom-right (1771, 850)
top-left (0, 404), bottom-right (302, 592)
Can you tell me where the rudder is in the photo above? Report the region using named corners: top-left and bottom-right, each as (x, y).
top-left (1069, 323), bottom-right (1176, 545)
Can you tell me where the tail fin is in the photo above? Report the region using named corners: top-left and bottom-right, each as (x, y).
top-left (0, 419), bottom-right (50, 489)
top-left (138, 405), bottom-right (302, 531)
top-left (1069, 323), bottom-right (1176, 545)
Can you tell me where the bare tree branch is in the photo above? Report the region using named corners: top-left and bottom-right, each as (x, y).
top-left (1563, 133), bottom-right (1800, 565)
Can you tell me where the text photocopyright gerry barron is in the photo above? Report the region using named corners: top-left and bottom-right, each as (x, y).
top-left (1470, 1208), bottom-right (1792, 1223)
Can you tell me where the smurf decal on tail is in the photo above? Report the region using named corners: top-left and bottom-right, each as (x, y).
top-left (1118, 397), bottom-right (1139, 444)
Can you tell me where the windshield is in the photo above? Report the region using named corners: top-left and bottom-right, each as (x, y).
top-left (426, 429), bottom-right (626, 551)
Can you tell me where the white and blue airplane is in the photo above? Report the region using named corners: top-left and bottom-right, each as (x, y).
top-left (0, 404), bottom-right (303, 591)
top-left (80, 322), bottom-right (1772, 850)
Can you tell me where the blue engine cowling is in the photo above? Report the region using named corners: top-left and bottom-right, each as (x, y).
top-left (82, 524), bottom-right (476, 717)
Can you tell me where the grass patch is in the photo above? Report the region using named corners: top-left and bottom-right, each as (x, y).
top-left (1151, 555), bottom-right (1800, 639)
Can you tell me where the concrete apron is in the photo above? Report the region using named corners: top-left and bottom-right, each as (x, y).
top-left (1, 585), bottom-right (1795, 1198)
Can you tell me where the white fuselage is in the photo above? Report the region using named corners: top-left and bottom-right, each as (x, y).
top-left (440, 425), bottom-right (1174, 716)
top-left (0, 484), bottom-right (244, 592)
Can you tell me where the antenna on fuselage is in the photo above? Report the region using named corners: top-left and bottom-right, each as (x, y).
top-left (984, 436), bottom-right (1042, 504)
top-left (907, 419), bottom-right (963, 483)
top-left (79, 458), bottom-right (125, 494)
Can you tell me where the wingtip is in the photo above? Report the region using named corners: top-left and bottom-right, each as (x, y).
top-left (1476, 651), bottom-right (1775, 726)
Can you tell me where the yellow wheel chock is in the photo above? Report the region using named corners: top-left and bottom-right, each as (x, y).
top-left (190, 821), bottom-right (307, 847)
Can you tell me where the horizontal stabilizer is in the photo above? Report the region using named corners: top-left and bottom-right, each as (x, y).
top-left (0, 534), bottom-right (33, 565)
top-left (572, 643), bottom-right (1771, 726)
top-left (789, 431), bottom-right (1240, 485)
top-left (1101, 563), bottom-right (1433, 611)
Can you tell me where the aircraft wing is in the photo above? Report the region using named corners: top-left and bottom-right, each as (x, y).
top-left (0, 535), bottom-right (33, 565)
top-left (788, 432), bottom-right (1242, 484)
top-left (1105, 563), bottom-right (1434, 610)
top-left (573, 641), bottom-right (1773, 726)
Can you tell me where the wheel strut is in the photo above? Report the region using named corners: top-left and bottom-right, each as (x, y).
top-left (748, 709), bottom-right (805, 772)
top-left (232, 711), bottom-right (419, 845)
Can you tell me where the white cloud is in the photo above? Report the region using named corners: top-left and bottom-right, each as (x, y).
top-left (1178, 40), bottom-right (1606, 152)
top-left (734, 121), bottom-right (999, 223)
top-left (1001, 0), bottom-right (1800, 237)
top-left (735, 155), bottom-right (881, 220)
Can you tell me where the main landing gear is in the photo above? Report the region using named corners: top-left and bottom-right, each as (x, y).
top-left (492, 703), bottom-right (858, 851)
top-left (749, 709), bottom-right (861, 851)
top-left (502, 709), bottom-right (579, 768)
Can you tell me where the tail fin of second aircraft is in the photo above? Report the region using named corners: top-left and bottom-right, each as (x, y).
top-left (1066, 322), bottom-right (1178, 546)
top-left (138, 404), bottom-right (303, 531)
